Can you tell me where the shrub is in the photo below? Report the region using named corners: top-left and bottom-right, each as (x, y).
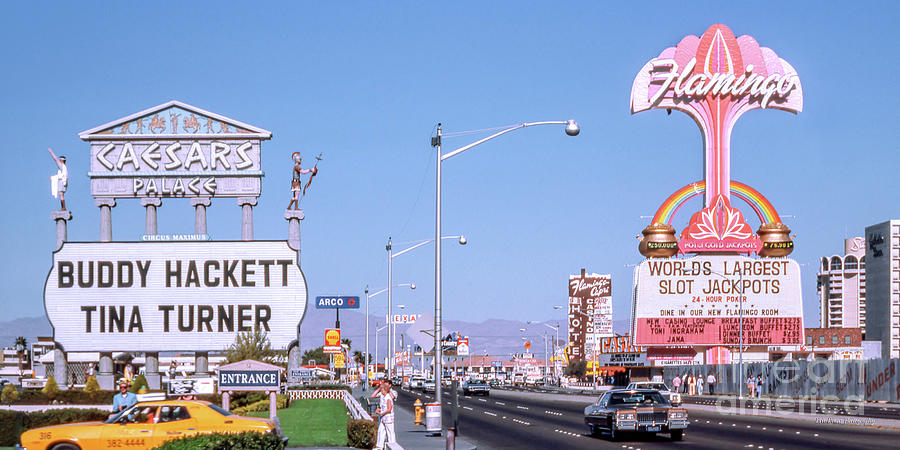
top-left (154, 431), bottom-right (285, 450)
top-left (129, 374), bottom-right (148, 394)
top-left (84, 375), bottom-right (101, 394)
top-left (232, 395), bottom-right (289, 416)
top-left (0, 408), bottom-right (110, 447)
top-left (42, 375), bottom-right (60, 399)
top-left (347, 418), bottom-right (376, 449)
top-left (230, 391), bottom-right (268, 409)
top-left (2, 385), bottom-right (19, 404)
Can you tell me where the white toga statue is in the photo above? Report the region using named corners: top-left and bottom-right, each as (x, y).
top-left (48, 148), bottom-right (68, 210)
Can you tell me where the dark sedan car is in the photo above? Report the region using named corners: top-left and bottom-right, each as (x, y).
top-left (584, 389), bottom-right (688, 441)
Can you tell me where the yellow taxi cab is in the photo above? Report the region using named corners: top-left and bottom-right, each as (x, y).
top-left (18, 400), bottom-right (282, 450)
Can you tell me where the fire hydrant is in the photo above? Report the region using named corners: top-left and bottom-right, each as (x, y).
top-left (414, 399), bottom-right (423, 425)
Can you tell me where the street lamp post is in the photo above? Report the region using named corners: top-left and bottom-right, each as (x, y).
top-left (365, 283), bottom-right (414, 390)
top-left (431, 119), bottom-right (579, 425)
top-left (375, 322), bottom-right (389, 381)
top-left (387, 236), bottom-right (465, 380)
top-left (708, 269), bottom-right (745, 400)
top-left (529, 320), bottom-right (560, 383)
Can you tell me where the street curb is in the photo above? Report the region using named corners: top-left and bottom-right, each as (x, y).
top-left (682, 402), bottom-right (900, 430)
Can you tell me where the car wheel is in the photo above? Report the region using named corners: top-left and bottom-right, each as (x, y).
top-left (671, 430), bottom-right (683, 441)
top-left (51, 444), bottom-right (80, 450)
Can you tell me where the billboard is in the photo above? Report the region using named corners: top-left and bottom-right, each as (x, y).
top-left (565, 271), bottom-right (612, 362)
top-left (631, 255), bottom-right (803, 346)
top-left (43, 241), bottom-right (306, 352)
top-left (324, 329), bottom-right (342, 353)
top-left (79, 101), bottom-right (271, 199)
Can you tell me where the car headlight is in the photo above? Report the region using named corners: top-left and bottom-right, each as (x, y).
top-left (616, 413), bottom-right (636, 421)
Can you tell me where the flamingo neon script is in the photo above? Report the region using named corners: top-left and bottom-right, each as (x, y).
top-left (631, 24), bottom-right (803, 254)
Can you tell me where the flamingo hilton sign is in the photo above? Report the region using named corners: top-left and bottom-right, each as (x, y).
top-left (632, 24), bottom-right (802, 256)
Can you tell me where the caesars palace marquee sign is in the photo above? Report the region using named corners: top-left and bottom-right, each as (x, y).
top-left (78, 101), bottom-right (271, 199)
top-left (44, 241), bottom-right (307, 352)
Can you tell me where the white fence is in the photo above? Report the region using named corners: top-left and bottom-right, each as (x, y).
top-left (659, 358), bottom-right (900, 402)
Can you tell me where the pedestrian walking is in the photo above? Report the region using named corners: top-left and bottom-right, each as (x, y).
top-left (747, 376), bottom-right (756, 398)
top-left (672, 374), bottom-right (681, 393)
top-left (755, 375), bottom-right (763, 398)
top-left (706, 373), bottom-right (716, 395)
top-left (697, 375), bottom-right (704, 396)
top-left (373, 379), bottom-right (396, 449)
top-left (686, 375), bottom-right (694, 396)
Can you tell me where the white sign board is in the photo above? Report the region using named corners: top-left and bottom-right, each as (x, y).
top-left (597, 353), bottom-right (648, 367)
top-left (44, 241), bottom-right (307, 352)
top-left (631, 255), bottom-right (803, 346)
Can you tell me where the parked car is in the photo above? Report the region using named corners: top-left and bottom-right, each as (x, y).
top-left (462, 379), bottom-right (491, 396)
top-left (625, 381), bottom-right (681, 405)
top-left (19, 400), bottom-right (285, 450)
top-left (584, 389), bottom-right (688, 441)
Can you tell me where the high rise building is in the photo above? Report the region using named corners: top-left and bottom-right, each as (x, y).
top-left (818, 237), bottom-right (867, 329)
top-left (865, 220), bottom-right (900, 359)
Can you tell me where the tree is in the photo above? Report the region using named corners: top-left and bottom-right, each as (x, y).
top-left (341, 338), bottom-right (352, 348)
top-left (130, 374), bottom-right (149, 394)
top-left (84, 375), bottom-right (101, 393)
top-left (302, 346), bottom-right (327, 366)
top-left (2, 384), bottom-right (19, 404)
top-left (352, 351), bottom-right (368, 365)
top-left (42, 375), bottom-right (60, 399)
top-left (225, 328), bottom-right (278, 363)
top-left (564, 360), bottom-right (587, 380)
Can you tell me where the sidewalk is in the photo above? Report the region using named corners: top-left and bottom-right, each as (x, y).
top-left (352, 386), bottom-right (477, 450)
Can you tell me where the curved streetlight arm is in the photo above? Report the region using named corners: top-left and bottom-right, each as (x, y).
top-left (367, 283), bottom-right (415, 299)
top-left (441, 121), bottom-right (572, 161)
top-left (392, 235), bottom-right (465, 258)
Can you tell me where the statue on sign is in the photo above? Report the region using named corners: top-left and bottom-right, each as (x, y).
top-left (287, 152), bottom-right (322, 210)
top-left (48, 148), bottom-right (68, 210)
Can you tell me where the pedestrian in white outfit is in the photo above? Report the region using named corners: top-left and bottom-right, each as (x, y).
top-left (374, 380), bottom-right (396, 449)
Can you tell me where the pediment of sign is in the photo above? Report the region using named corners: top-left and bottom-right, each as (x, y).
top-left (79, 100), bottom-right (272, 141)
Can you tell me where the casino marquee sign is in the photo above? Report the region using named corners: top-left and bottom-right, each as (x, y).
top-left (628, 24), bottom-right (805, 347)
top-left (44, 241), bottom-right (307, 352)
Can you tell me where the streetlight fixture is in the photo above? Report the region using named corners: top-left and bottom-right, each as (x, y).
top-left (365, 283), bottom-right (414, 390)
top-left (387, 235), bottom-right (466, 379)
top-left (431, 120), bottom-right (579, 422)
top-left (555, 305), bottom-right (600, 390)
top-left (529, 320), bottom-right (561, 383)
top-left (375, 322), bottom-right (390, 382)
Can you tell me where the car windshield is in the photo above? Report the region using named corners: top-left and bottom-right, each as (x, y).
top-left (609, 392), bottom-right (669, 406)
top-left (207, 404), bottom-right (233, 416)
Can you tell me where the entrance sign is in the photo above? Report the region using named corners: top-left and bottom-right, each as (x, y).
top-left (217, 360), bottom-right (283, 393)
top-left (79, 100), bottom-right (271, 199)
top-left (631, 255), bottom-right (803, 346)
top-left (43, 241), bottom-right (307, 352)
top-left (632, 24), bottom-right (801, 257)
top-left (315, 296), bottom-right (359, 309)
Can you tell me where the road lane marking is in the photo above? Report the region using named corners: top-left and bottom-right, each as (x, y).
top-left (463, 406), bottom-right (473, 410)
top-left (545, 410), bottom-right (562, 416)
top-left (517, 406), bottom-right (529, 410)
top-left (496, 402), bottom-right (506, 405)
top-left (478, 399), bottom-right (487, 402)
top-left (484, 411), bottom-right (497, 416)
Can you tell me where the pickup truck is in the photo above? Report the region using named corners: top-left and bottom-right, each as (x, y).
top-left (462, 379), bottom-right (491, 396)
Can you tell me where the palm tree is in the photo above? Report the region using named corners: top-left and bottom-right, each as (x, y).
top-left (14, 337), bottom-right (27, 380)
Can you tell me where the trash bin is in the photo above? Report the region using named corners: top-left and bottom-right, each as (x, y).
top-left (362, 397), bottom-right (378, 415)
top-left (425, 402), bottom-right (441, 436)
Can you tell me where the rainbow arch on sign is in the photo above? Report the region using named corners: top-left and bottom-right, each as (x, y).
top-left (651, 181), bottom-right (781, 226)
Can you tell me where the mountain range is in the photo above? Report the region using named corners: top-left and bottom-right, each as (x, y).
top-left (0, 313), bottom-right (631, 361)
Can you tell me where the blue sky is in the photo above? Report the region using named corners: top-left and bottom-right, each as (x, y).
top-left (1, 1), bottom-right (897, 331)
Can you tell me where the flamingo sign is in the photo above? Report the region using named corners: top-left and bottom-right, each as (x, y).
top-left (632, 24), bottom-right (802, 256)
